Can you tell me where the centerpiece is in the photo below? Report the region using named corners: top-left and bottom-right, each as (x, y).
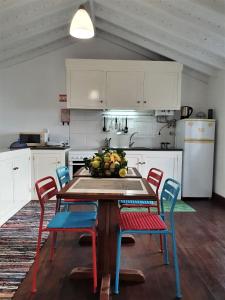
top-left (84, 149), bottom-right (128, 177)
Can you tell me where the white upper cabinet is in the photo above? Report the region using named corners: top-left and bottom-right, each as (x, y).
top-left (144, 72), bottom-right (181, 109)
top-left (66, 59), bottom-right (182, 110)
top-left (67, 70), bottom-right (106, 109)
top-left (106, 71), bottom-right (144, 109)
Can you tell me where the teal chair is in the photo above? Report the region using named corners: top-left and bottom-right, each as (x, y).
top-left (114, 178), bottom-right (182, 298)
top-left (56, 166), bottom-right (98, 211)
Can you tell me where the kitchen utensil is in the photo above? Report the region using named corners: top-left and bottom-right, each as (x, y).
top-left (124, 117), bottom-right (128, 134)
top-left (103, 117), bottom-right (106, 132)
top-left (181, 106), bottom-right (193, 119)
top-left (115, 117), bottom-right (118, 130)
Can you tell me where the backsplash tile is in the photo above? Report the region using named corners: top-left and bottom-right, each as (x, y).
top-left (69, 110), bottom-right (175, 149)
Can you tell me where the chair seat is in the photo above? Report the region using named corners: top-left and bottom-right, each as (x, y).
top-left (47, 211), bottom-right (97, 229)
top-left (120, 212), bottom-right (167, 231)
top-left (119, 199), bottom-right (156, 206)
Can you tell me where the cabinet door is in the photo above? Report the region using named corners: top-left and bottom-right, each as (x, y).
top-left (68, 70), bottom-right (106, 109)
top-left (106, 71), bottom-right (144, 109)
top-left (144, 72), bottom-right (180, 109)
top-left (32, 153), bottom-right (62, 199)
top-left (0, 159), bottom-right (14, 218)
top-left (13, 154), bottom-right (30, 205)
top-left (141, 154), bottom-right (177, 196)
top-left (126, 153), bottom-right (142, 172)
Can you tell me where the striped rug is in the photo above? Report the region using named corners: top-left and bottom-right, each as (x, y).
top-left (0, 200), bottom-right (55, 299)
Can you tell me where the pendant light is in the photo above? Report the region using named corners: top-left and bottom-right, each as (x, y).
top-left (69, 5), bottom-right (95, 39)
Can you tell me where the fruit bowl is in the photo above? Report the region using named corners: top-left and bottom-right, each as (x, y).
top-left (84, 149), bottom-right (128, 178)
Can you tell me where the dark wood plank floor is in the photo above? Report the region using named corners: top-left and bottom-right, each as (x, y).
top-left (13, 200), bottom-right (225, 300)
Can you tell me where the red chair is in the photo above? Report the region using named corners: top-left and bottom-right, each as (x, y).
top-left (120, 168), bottom-right (163, 251)
top-left (31, 176), bottom-right (97, 294)
top-left (120, 168), bottom-right (163, 212)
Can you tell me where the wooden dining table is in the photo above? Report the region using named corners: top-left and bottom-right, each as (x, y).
top-left (57, 168), bottom-right (156, 300)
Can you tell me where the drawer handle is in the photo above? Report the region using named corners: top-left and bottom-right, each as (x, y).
top-left (99, 100), bottom-right (103, 103)
top-left (13, 167), bottom-right (19, 170)
top-left (141, 162), bottom-right (146, 165)
top-left (137, 101), bottom-right (141, 104)
top-left (143, 101), bottom-right (147, 104)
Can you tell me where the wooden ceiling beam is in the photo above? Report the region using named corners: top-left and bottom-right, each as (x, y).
top-left (0, 37), bottom-right (75, 70)
top-left (94, 2), bottom-right (225, 70)
top-left (127, 0), bottom-right (225, 58)
top-left (96, 18), bottom-right (218, 76)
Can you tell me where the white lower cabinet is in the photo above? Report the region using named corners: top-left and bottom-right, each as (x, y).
top-left (126, 151), bottom-right (182, 199)
top-left (31, 150), bottom-right (68, 199)
top-left (0, 149), bottom-right (31, 226)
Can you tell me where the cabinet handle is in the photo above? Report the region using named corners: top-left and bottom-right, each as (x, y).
top-left (137, 162), bottom-right (142, 165)
top-left (57, 161), bottom-right (61, 164)
top-left (99, 100), bottom-right (103, 103)
top-left (137, 101), bottom-right (141, 104)
top-left (13, 167), bottom-right (19, 170)
top-left (141, 162), bottom-right (146, 165)
top-left (143, 101), bottom-right (147, 104)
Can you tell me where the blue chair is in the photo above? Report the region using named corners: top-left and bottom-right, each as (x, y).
top-left (114, 178), bottom-right (182, 299)
top-left (56, 166), bottom-right (98, 211)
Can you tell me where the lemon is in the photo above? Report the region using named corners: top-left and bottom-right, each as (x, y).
top-left (119, 168), bottom-right (127, 177)
top-left (94, 156), bottom-right (102, 161)
top-left (104, 156), bottom-right (110, 163)
top-left (91, 160), bottom-right (100, 169)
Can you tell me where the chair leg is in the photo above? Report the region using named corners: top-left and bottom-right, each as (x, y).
top-left (91, 231), bottom-right (97, 293)
top-left (163, 234), bottom-right (169, 265)
top-left (171, 231), bottom-right (182, 299)
top-left (159, 234), bottom-right (163, 253)
top-left (31, 229), bottom-right (43, 293)
top-left (114, 231), bottom-right (122, 294)
top-left (50, 232), bottom-right (57, 261)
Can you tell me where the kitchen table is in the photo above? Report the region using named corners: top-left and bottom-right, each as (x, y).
top-left (57, 176), bottom-right (156, 300)
top-left (74, 166), bottom-right (142, 178)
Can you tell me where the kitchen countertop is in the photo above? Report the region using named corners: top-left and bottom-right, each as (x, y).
top-left (102, 147), bottom-right (183, 151)
top-left (30, 145), bottom-right (71, 150)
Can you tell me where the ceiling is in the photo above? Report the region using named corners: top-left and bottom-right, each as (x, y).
top-left (0, 0), bottom-right (224, 77)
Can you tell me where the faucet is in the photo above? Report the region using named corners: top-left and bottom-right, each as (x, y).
top-left (129, 132), bottom-right (138, 148)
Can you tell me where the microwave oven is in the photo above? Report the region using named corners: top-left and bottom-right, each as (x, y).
top-left (19, 132), bottom-right (48, 146)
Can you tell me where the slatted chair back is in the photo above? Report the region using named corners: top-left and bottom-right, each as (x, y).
top-left (147, 168), bottom-right (163, 198)
top-left (160, 178), bottom-right (180, 220)
top-left (56, 166), bottom-right (70, 188)
top-left (35, 176), bottom-right (58, 211)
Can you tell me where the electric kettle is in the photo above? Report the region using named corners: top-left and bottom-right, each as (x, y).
top-left (181, 106), bottom-right (193, 119)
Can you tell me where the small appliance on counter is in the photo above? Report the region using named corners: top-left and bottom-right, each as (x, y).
top-left (19, 130), bottom-right (49, 146)
top-left (10, 141), bottom-right (28, 150)
top-left (180, 106), bottom-right (193, 119)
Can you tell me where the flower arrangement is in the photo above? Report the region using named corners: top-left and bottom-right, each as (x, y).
top-left (84, 149), bottom-right (128, 177)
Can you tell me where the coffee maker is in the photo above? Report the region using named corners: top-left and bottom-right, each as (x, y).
top-left (180, 106), bottom-right (193, 119)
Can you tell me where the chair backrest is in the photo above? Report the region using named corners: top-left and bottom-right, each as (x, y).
top-left (160, 178), bottom-right (180, 217)
top-left (56, 166), bottom-right (70, 188)
top-left (35, 176), bottom-right (58, 210)
top-left (147, 168), bottom-right (163, 198)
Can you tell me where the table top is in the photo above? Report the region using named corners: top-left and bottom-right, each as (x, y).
top-left (74, 167), bottom-right (142, 178)
top-left (57, 176), bottom-right (156, 201)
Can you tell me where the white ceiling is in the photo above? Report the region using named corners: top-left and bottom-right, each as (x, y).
top-left (0, 0), bottom-right (224, 76)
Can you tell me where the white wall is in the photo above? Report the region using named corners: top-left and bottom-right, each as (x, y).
top-left (0, 37), bottom-right (146, 148)
top-left (208, 70), bottom-right (225, 197)
top-left (0, 36), bottom-right (209, 150)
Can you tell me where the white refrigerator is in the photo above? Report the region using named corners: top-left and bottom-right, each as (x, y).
top-left (175, 119), bottom-right (215, 198)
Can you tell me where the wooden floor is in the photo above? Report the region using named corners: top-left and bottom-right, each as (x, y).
top-left (13, 200), bottom-right (225, 300)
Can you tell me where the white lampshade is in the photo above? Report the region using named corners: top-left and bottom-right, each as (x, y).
top-left (69, 7), bottom-right (94, 39)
